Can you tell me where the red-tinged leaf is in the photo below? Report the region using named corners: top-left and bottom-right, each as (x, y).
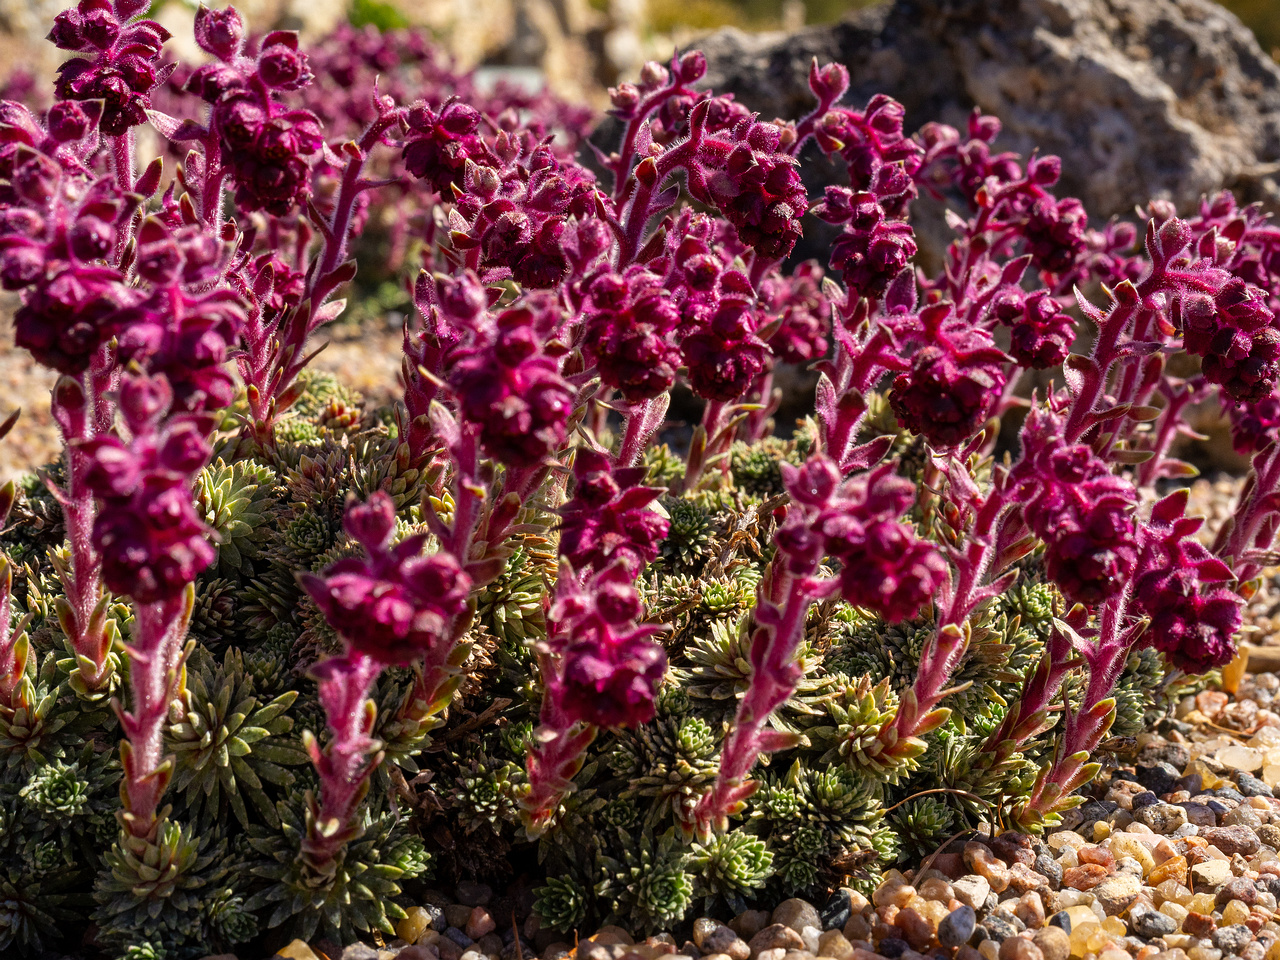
top-left (1111, 447), bottom-right (1154, 464)
top-left (1073, 286), bottom-right (1108, 324)
top-left (1151, 488), bottom-right (1190, 524)
top-left (313, 298), bottom-right (347, 325)
top-left (1127, 404), bottom-right (1161, 422)
top-left (915, 707), bottom-right (952, 736)
top-left (756, 730), bottom-right (802, 754)
top-left (323, 259), bottom-right (359, 289)
top-left (134, 157), bottom-right (163, 198)
top-left (841, 434), bottom-right (894, 474)
top-left (1061, 761), bottom-right (1103, 795)
top-left (1159, 459), bottom-right (1200, 478)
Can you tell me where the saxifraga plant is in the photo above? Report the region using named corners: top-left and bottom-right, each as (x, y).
top-left (1, 2), bottom-right (1279, 955)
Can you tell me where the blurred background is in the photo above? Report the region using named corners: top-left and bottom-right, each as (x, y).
top-left (1, 0), bottom-right (1275, 107)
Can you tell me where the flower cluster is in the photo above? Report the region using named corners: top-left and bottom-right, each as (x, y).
top-left (777, 456), bottom-right (947, 622)
top-left (299, 492), bottom-right (471, 667)
top-left (1018, 411), bottom-right (1139, 606)
top-left (448, 295), bottom-right (575, 468)
top-left (558, 449), bottom-right (668, 574)
top-left (758, 261), bottom-right (829, 364)
top-left (582, 269), bottom-right (682, 401)
top-left (446, 134), bottom-right (599, 288)
top-left (113, 218), bottom-right (247, 411)
top-left (187, 6), bottom-right (322, 215)
top-left (992, 288), bottom-right (1074, 369)
top-left (402, 99), bottom-right (484, 193)
top-left (1228, 386), bottom-right (1280, 453)
top-left (82, 374), bottom-right (216, 603)
top-left (1177, 275), bottom-right (1280, 403)
top-left (544, 563), bottom-right (666, 729)
top-left (888, 304), bottom-right (1007, 448)
top-left (50, 0), bottom-right (170, 135)
top-left (1134, 491), bottom-right (1242, 673)
top-left (687, 117), bottom-right (808, 261)
top-left (814, 171), bottom-right (917, 299)
top-left (0, 126), bottom-right (138, 372)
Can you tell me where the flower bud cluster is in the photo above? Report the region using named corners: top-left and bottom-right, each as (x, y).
top-left (558, 449), bottom-right (668, 574)
top-left (1134, 491), bottom-right (1242, 673)
top-left (687, 116), bottom-right (808, 261)
top-left (1017, 411), bottom-right (1140, 606)
top-left (300, 491), bottom-right (472, 667)
top-left (447, 136), bottom-right (599, 288)
top-left (758, 260), bottom-right (830, 364)
top-left (990, 288), bottom-right (1074, 369)
top-left (777, 456), bottom-right (947, 622)
top-left (544, 562), bottom-right (666, 729)
top-left (82, 373), bottom-right (216, 603)
top-left (50, 0), bottom-right (170, 135)
top-left (888, 303), bottom-right (1007, 448)
top-left (448, 294), bottom-right (576, 468)
top-left (187, 7), bottom-right (322, 215)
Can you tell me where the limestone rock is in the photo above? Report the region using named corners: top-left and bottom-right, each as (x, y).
top-left (698, 0), bottom-right (1280, 220)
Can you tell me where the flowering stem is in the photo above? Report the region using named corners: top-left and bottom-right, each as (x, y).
top-left (617, 394), bottom-right (671, 467)
top-left (1217, 441), bottom-right (1280, 582)
top-left (881, 474), bottom-right (1010, 747)
top-left (694, 565), bottom-right (814, 835)
top-left (1022, 592), bottom-right (1131, 822)
top-left (302, 652), bottom-right (382, 871)
top-left (117, 589), bottom-right (192, 841)
top-left (520, 650), bottom-right (598, 836)
top-left (50, 370), bottom-right (113, 693)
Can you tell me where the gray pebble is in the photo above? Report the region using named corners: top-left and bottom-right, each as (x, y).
top-left (938, 906), bottom-right (976, 948)
top-left (1131, 910), bottom-right (1178, 939)
top-left (1134, 802), bottom-right (1187, 833)
top-left (1237, 772), bottom-right (1274, 798)
top-left (1212, 924), bottom-right (1255, 955)
top-left (984, 917), bottom-right (1018, 943)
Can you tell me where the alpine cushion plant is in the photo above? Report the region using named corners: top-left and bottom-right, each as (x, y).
top-left (2, 4), bottom-right (1280, 955)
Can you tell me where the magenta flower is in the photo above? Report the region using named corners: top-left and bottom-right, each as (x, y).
top-left (582, 268), bottom-right (682, 401)
top-left (888, 304), bottom-right (1007, 448)
top-left (777, 458), bottom-right (947, 622)
top-left (189, 16), bottom-right (324, 216)
top-left (1133, 490), bottom-right (1241, 672)
top-left (546, 562), bottom-right (666, 729)
top-left (402, 99), bottom-right (484, 193)
top-left (1178, 276), bottom-right (1280, 403)
top-left (299, 492), bottom-right (472, 667)
top-left (558, 449), bottom-right (668, 574)
top-left (448, 297), bottom-right (575, 468)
